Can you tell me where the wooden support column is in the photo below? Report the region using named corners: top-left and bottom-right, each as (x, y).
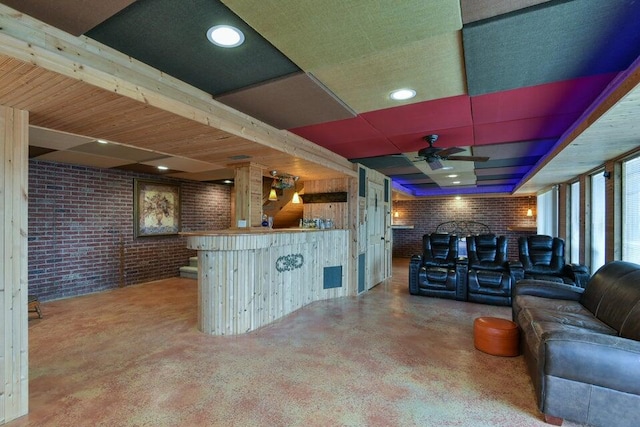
top-left (0, 105), bottom-right (29, 423)
top-left (232, 162), bottom-right (265, 227)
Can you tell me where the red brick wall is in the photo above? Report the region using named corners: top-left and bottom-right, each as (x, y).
top-left (392, 196), bottom-right (537, 259)
top-left (28, 160), bottom-right (231, 301)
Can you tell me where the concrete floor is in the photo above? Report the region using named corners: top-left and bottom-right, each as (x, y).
top-left (10, 259), bottom-right (579, 426)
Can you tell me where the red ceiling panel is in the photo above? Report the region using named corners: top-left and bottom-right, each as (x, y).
top-left (390, 126), bottom-right (475, 152)
top-left (474, 113), bottom-right (580, 145)
top-left (471, 74), bottom-right (616, 125)
top-left (289, 116), bottom-right (382, 146)
top-left (361, 95), bottom-right (472, 136)
top-left (327, 138), bottom-right (400, 159)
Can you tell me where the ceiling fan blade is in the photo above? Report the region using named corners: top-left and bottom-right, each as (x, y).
top-left (426, 158), bottom-right (443, 170)
top-left (445, 155), bottom-right (490, 162)
top-left (437, 147), bottom-right (465, 157)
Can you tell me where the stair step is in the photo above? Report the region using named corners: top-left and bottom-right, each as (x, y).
top-left (189, 256), bottom-right (198, 267)
top-left (179, 266), bottom-right (198, 279)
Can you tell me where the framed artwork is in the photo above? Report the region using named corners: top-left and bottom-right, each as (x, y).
top-left (134, 179), bottom-right (181, 237)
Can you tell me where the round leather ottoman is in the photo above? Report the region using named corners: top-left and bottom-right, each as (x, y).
top-left (474, 317), bottom-right (519, 357)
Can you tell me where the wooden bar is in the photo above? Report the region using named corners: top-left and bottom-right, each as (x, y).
top-left (185, 229), bottom-right (350, 336)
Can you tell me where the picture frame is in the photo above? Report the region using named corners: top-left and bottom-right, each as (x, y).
top-left (134, 179), bottom-right (181, 237)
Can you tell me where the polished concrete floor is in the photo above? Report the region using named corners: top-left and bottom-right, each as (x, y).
top-left (11, 259), bottom-right (582, 426)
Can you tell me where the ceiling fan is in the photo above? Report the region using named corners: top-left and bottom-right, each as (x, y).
top-left (414, 134), bottom-right (489, 170)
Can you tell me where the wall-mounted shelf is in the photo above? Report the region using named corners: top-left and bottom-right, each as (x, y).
top-left (391, 225), bottom-right (414, 229)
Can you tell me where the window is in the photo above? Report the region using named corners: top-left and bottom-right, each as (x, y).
top-left (537, 187), bottom-right (558, 237)
top-left (590, 171), bottom-right (606, 272)
top-left (623, 155), bottom-right (640, 263)
top-left (569, 181), bottom-right (580, 263)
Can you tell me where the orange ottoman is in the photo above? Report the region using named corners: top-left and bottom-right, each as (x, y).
top-left (474, 317), bottom-right (519, 357)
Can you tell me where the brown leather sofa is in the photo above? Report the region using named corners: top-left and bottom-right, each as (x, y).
top-left (512, 260), bottom-right (640, 427)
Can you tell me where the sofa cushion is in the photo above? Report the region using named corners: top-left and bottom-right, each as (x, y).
top-left (580, 261), bottom-right (640, 314)
top-left (593, 269), bottom-right (640, 334)
top-left (520, 307), bottom-right (618, 335)
top-left (514, 294), bottom-right (587, 315)
top-left (620, 302), bottom-right (640, 341)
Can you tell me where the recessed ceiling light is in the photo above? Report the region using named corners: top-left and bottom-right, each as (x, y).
top-left (157, 166), bottom-right (169, 171)
top-left (452, 181), bottom-right (461, 184)
top-left (447, 174), bottom-right (458, 178)
top-left (206, 25), bottom-right (245, 48)
top-left (223, 179), bottom-right (233, 184)
top-left (441, 166), bottom-right (453, 170)
top-left (97, 139), bottom-right (108, 144)
top-left (389, 88), bottom-right (416, 101)
top-left (455, 196), bottom-right (461, 200)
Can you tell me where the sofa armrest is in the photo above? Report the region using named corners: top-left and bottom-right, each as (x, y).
top-left (542, 330), bottom-right (640, 395)
top-left (513, 279), bottom-right (584, 300)
top-left (563, 263), bottom-right (591, 288)
top-left (508, 260), bottom-right (524, 283)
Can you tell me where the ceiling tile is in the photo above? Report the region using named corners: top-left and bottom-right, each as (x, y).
top-left (87, 0), bottom-right (299, 95)
top-left (473, 113), bottom-right (580, 145)
top-left (216, 72), bottom-right (355, 129)
top-left (0, 0), bottom-right (135, 36)
top-left (35, 151), bottom-right (132, 168)
top-left (290, 117), bottom-right (383, 146)
top-left (70, 141), bottom-right (166, 162)
top-left (331, 139), bottom-right (399, 159)
top-left (471, 74), bottom-right (617, 124)
top-left (222, 0), bottom-right (462, 70)
top-left (142, 157), bottom-right (217, 173)
top-left (349, 155), bottom-right (414, 170)
top-left (114, 163), bottom-right (179, 175)
top-left (311, 33), bottom-right (466, 113)
top-left (460, 0), bottom-right (551, 24)
top-left (463, 0), bottom-right (640, 95)
top-left (363, 95), bottom-right (472, 136)
top-left (389, 127), bottom-right (475, 153)
top-left (473, 140), bottom-right (556, 160)
top-left (29, 126), bottom-right (92, 150)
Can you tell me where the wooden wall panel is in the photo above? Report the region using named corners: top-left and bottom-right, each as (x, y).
top-left (1, 105), bottom-right (29, 423)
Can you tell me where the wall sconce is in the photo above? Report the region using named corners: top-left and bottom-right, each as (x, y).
top-left (526, 196), bottom-right (534, 217)
top-left (268, 188), bottom-right (278, 201)
top-left (292, 191), bottom-right (301, 204)
top-left (393, 210), bottom-right (399, 218)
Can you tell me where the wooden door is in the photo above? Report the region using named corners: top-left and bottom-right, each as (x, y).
top-left (367, 180), bottom-right (385, 288)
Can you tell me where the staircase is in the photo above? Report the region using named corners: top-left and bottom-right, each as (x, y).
top-left (179, 256), bottom-right (198, 279)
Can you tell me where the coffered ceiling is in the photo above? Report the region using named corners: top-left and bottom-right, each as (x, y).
top-left (1, 0), bottom-right (639, 196)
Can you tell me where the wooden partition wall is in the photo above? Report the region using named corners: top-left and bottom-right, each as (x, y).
top-left (1, 105), bottom-right (29, 423)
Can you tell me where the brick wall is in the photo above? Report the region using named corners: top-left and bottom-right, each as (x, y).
top-left (392, 196), bottom-right (537, 259)
top-left (28, 160), bottom-right (231, 301)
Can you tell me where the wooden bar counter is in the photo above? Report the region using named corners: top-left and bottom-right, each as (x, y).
top-left (184, 228), bottom-right (350, 335)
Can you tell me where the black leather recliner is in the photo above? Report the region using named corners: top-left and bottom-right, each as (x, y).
top-left (466, 234), bottom-right (519, 306)
top-left (409, 233), bottom-right (466, 300)
top-left (517, 235), bottom-right (590, 288)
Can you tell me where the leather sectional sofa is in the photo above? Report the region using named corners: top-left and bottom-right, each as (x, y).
top-left (512, 260), bottom-right (640, 427)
